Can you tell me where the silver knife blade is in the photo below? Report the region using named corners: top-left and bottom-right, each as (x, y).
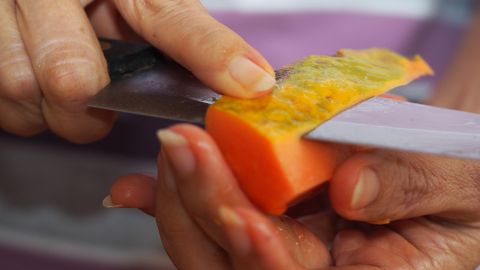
top-left (305, 97), bottom-right (480, 160)
top-left (91, 75), bottom-right (480, 160)
top-left (89, 39), bottom-right (480, 160)
top-left (89, 63), bottom-right (220, 124)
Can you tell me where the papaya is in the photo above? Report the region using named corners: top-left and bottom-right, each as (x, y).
top-left (205, 48), bottom-right (433, 214)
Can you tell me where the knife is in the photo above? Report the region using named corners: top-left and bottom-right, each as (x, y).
top-left (90, 39), bottom-right (480, 160)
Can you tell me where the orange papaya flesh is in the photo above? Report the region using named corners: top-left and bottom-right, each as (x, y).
top-left (206, 48), bottom-right (433, 214)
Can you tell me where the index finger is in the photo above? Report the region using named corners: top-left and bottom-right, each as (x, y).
top-left (113, 0), bottom-right (275, 98)
top-left (157, 124), bottom-right (254, 249)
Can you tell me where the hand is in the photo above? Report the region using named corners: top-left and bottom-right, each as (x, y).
top-left (0, 0), bottom-right (274, 143)
top-left (108, 124), bottom-right (480, 269)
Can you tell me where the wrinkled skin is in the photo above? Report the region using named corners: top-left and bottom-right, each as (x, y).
top-left (109, 124), bottom-right (480, 270)
top-left (0, 0), bottom-right (274, 143)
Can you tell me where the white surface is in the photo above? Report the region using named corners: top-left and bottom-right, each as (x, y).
top-left (201, 0), bottom-right (471, 23)
top-left (203, 0), bottom-right (436, 17)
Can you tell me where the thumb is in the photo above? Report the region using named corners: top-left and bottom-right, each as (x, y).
top-left (329, 151), bottom-right (480, 223)
top-left (113, 0), bottom-right (275, 98)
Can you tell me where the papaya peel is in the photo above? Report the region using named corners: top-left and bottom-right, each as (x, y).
top-left (206, 48), bottom-right (433, 214)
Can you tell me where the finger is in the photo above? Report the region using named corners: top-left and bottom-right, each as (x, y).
top-left (113, 0), bottom-right (275, 98)
top-left (0, 0), bottom-right (44, 136)
top-left (157, 124), bottom-right (331, 269)
top-left (297, 212), bottom-right (338, 245)
top-left (222, 207), bottom-right (306, 270)
top-left (106, 173), bottom-right (156, 216)
top-left (86, 0), bottom-right (141, 41)
top-left (331, 227), bottom-right (423, 269)
top-left (157, 124), bottom-right (254, 251)
top-left (106, 153), bottom-right (231, 268)
top-left (16, 0), bottom-right (116, 143)
top-left (155, 149), bottom-right (230, 269)
top-left (107, 165), bottom-right (333, 269)
top-left (288, 187), bottom-right (340, 245)
top-left (329, 151), bottom-right (480, 223)
top-left (267, 215), bottom-right (331, 269)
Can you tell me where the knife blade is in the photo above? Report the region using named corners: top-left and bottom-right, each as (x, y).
top-left (89, 39), bottom-right (480, 160)
top-left (306, 97), bottom-right (480, 160)
top-left (91, 38), bottom-right (220, 123)
top-left (89, 58), bottom-right (219, 123)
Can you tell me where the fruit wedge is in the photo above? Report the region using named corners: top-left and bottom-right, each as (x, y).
top-left (206, 48), bottom-right (433, 214)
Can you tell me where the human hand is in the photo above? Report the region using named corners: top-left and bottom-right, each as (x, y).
top-left (107, 124), bottom-right (480, 269)
top-left (1, 0), bottom-right (274, 143)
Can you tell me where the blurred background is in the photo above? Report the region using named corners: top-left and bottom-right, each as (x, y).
top-left (0, 0), bottom-right (475, 269)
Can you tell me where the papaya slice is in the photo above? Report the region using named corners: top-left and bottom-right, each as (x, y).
top-left (205, 48), bottom-right (433, 214)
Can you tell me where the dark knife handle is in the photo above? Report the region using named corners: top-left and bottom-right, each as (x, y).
top-left (92, 38), bottom-right (220, 123)
top-left (99, 38), bottom-right (173, 80)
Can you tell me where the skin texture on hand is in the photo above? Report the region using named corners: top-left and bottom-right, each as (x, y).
top-left (0, 0), bottom-right (275, 143)
top-left (108, 124), bottom-right (480, 270)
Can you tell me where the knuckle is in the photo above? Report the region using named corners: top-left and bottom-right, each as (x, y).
top-left (182, 26), bottom-right (239, 67)
top-left (36, 39), bottom-right (107, 104)
top-left (374, 154), bottom-right (436, 216)
top-left (173, 21), bottom-right (243, 73)
top-left (169, 8), bottom-right (239, 62)
top-left (43, 59), bottom-right (97, 103)
top-left (141, 0), bottom-right (195, 18)
top-left (120, 0), bottom-right (193, 33)
top-left (119, 0), bottom-right (241, 71)
top-left (150, 6), bottom-right (198, 40)
top-left (447, 160), bottom-right (480, 210)
top-left (402, 166), bottom-right (431, 211)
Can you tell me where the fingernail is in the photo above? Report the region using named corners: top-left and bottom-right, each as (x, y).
top-left (351, 168), bottom-right (380, 210)
top-left (157, 129), bottom-right (187, 146)
top-left (369, 218), bottom-right (391, 225)
top-left (157, 129), bottom-right (195, 176)
top-left (228, 56), bottom-right (276, 93)
top-left (161, 150), bottom-right (177, 192)
top-left (219, 206), bottom-right (250, 255)
top-left (102, 195), bottom-right (123, 208)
